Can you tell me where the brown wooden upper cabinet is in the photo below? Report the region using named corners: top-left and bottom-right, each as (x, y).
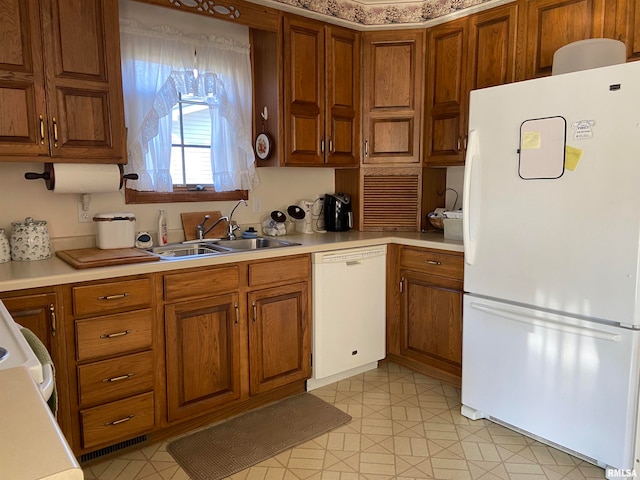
top-left (0, 0), bottom-right (126, 163)
top-left (620, 0), bottom-right (640, 60)
top-left (361, 30), bottom-right (425, 165)
top-left (519, 0), bottom-right (606, 79)
top-left (283, 16), bottom-right (359, 167)
top-left (425, 4), bottom-right (517, 166)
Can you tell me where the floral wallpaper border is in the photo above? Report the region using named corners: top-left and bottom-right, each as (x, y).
top-left (168, 0), bottom-right (496, 26)
top-left (272, 0), bottom-right (491, 25)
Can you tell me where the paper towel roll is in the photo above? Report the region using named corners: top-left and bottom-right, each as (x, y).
top-left (51, 163), bottom-right (123, 194)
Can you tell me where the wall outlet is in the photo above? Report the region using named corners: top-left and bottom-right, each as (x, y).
top-left (252, 195), bottom-right (262, 214)
top-left (77, 202), bottom-right (92, 223)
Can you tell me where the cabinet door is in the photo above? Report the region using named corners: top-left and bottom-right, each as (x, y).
top-left (284, 17), bottom-right (325, 166)
top-left (468, 4), bottom-right (518, 90)
top-left (0, 0), bottom-right (49, 157)
top-left (165, 294), bottom-right (242, 422)
top-left (40, 0), bottom-right (125, 160)
top-left (521, 0), bottom-right (606, 79)
top-left (622, 0), bottom-right (640, 60)
top-left (325, 26), bottom-right (359, 167)
top-left (248, 282), bottom-right (310, 395)
top-left (425, 18), bottom-right (467, 166)
top-left (400, 270), bottom-right (463, 378)
top-left (361, 30), bottom-right (424, 164)
top-left (1, 291), bottom-right (57, 351)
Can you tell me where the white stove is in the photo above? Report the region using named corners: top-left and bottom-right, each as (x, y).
top-left (0, 300), bottom-right (43, 383)
top-left (0, 300), bottom-right (83, 480)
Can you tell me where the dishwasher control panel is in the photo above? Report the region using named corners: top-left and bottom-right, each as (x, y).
top-left (313, 245), bottom-right (387, 264)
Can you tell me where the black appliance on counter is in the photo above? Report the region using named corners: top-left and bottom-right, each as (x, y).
top-left (324, 193), bottom-right (352, 231)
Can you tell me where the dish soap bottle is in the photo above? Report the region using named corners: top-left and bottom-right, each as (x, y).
top-left (158, 209), bottom-right (168, 246)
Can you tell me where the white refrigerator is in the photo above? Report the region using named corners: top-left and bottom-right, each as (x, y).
top-left (461, 60), bottom-right (640, 475)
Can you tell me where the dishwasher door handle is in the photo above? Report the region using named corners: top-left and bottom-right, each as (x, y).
top-left (346, 260), bottom-right (362, 266)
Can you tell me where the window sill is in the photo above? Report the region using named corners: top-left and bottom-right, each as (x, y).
top-left (125, 187), bottom-right (248, 204)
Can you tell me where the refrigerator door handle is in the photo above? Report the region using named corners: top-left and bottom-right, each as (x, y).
top-left (470, 302), bottom-right (622, 342)
top-left (463, 129), bottom-right (479, 265)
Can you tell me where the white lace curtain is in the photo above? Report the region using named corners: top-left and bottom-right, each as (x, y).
top-left (119, 18), bottom-right (259, 192)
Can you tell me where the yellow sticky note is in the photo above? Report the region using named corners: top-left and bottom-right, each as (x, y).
top-left (522, 131), bottom-right (541, 149)
top-left (565, 145), bottom-right (583, 171)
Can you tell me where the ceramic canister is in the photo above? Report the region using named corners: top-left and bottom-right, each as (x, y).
top-left (10, 217), bottom-right (52, 261)
top-left (0, 229), bottom-right (10, 263)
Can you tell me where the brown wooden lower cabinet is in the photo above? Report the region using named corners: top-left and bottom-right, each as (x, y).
top-left (387, 245), bottom-right (464, 386)
top-left (248, 282), bottom-right (311, 395)
top-left (0, 288), bottom-right (73, 444)
top-left (164, 293), bottom-right (242, 422)
top-left (159, 256), bottom-right (311, 430)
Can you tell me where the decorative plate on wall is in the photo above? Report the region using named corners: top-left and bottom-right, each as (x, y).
top-left (254, 132), bottom-right (272, 160)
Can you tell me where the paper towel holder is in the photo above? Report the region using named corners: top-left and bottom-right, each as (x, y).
top-left (24, 163), bottom-right (138, 190)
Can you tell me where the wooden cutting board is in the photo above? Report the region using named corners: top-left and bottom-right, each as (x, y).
top-left (181, 211), bottom-right (227, 241)
top-left (56, 248), bottom-right (160, 269)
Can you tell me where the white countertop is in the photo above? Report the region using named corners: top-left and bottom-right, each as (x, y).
top-left (0, 231), bottom-right (462, 293)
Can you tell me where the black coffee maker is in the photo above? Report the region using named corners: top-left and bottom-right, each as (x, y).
top-left (324, 193), bottom-right (353, 231)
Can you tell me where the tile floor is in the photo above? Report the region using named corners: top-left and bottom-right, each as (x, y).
top-left (82, 362), bottom-right (606, 480)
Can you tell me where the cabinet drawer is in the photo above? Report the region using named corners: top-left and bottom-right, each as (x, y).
top-left (164, 265), bottom-right (239, 302)
top-left (400, 248), bottom-right (463, 279)
top-left (248, 255), bottom-right (310, 288)
top-left (80, 392), bottom-right (155, 450)
top-left (75, 309), bottom-right (153, 361)
top-left (78, 351), bottom-right (154, 407)
top-left (72, 278), bottom-right (152, 317)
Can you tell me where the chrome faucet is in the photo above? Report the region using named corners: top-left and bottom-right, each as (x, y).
top-left (226, 199), bottom-right (248, 240)
top-left (196, 214), bottom-right (229, 240)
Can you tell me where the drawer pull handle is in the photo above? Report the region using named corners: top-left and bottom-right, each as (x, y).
top-left (98, 293), bottom-right (129, 301)
top-left (105, 414), bottom-right (134, 426)
top-left (100, 330), bottom-right (130, 339)
top-left (103, 373), bottom-right (133, 383)
top-left (426, 260), bottom-right (442, 265)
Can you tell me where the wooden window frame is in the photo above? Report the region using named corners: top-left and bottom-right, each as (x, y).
top-left (125, 187), bottom-right (248, 204)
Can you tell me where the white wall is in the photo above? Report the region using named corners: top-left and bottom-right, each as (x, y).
top-left (0, 163), bottom-right (334, 248)
top-left (446, 166), bottom-right (464, 211)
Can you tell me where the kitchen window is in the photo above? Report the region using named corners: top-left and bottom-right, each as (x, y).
top-left (119, 13), bottom-right (258, 204)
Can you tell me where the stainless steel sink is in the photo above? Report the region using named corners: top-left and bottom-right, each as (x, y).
top-left (214, 238), bottom-right (300, 251)
top-left (149, 238), bottom-right (299, 259)
top-left (150, 243), bottom-right (226, 259)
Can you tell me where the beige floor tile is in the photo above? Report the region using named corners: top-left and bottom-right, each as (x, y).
top-left (81, 363), bottom-right (606, 480)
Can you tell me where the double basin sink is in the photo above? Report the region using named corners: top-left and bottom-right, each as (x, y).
top-left (150, 237), bottom-right (300, 260)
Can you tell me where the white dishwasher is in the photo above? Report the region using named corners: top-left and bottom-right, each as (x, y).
top-left (307, 245), bottom-right (387, 390)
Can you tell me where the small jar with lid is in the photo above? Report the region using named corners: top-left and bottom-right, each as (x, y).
top-left (10, 217), bottom-right (52, 261)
